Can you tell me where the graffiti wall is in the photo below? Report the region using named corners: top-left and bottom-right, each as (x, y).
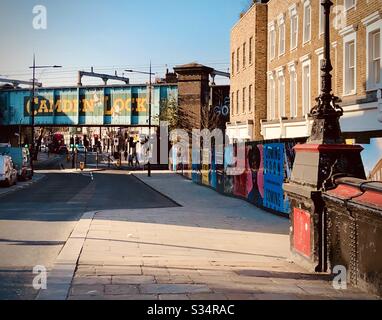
top-left (173, 138), bottom-right (305, 216)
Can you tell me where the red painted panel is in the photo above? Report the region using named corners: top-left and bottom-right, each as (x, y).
top-left (294, 144), bottom-right (363, 153)
top-left (326, 184), bottom-right (363, 200)
top-left (353, 190), bottom-right (382, 209)
top-left (294, 208), bottom-right (311, 258)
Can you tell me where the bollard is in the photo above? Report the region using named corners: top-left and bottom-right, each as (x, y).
top-left (80, 162), bottom-right (85, 171)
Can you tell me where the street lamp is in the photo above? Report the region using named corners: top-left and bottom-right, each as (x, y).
top-left (29, 54), bottom-right (62, 162)
top-left (308, 0), bottom-right (343, 144)
top-left (125, 63), bottom-right (155, 177)
top-left (283, 0), bottom-right (366, 273)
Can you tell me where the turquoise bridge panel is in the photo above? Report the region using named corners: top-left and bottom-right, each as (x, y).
top-left (0, 84), bottom-right (178, 126)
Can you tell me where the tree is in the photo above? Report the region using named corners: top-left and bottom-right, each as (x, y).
top-left (201, 103), bottom-right (220, 131)
top-left (157, 95), bottom-right (195, 133)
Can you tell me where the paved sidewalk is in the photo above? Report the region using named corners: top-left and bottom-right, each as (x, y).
top-left (39, 172), bottom-right (378, 300)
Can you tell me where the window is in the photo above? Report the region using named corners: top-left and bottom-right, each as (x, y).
top-left (318, 54), bottom-right (324, 94)
top-left (278, 15), bottom-right (285, 56)
top-left (279, 25), bottom-right (285, 55)
top-left (364, 14), bottom-right (382, 90)
top-left (302, 61), bottom-right (311, 116)
top-left (303, 1), bottom-right (311, 44)
top-left (371, 31), bottom-right (381, 84)
top-left (249, 84), bottom-right (253, 112)
top-left (278, 71), bottom-right (286, 118)
top-left (319, 0), bottom-right (325, 35)
top-left (345, 0), bottom-right (356, 10)
top-left (231, 92), bottom-right (235, 115)
top-left (243, 42), bottom-right (246, 69)
top-left (369, 29), bottom-right (381, 88)
top-left (236, 48), bottom-right (240, 73)
top-left (268, 74), bottom-right (276, 120)
top-left (290, 12), bottom-right (298, 50)
top-left (249, 37), bottom-right (253, 65)
top-left (344, 40), bottom-right (356, 95)
top-left (231, 52), bottom-right (235, 76)
top-left (269, 24), bottom-right (276, 60)
top-left (236, 90), bottom-right (239, 114)
top-left (242, 87), bottom-right (246, 113)
top-left (289, 67), bottom-right (297, 118)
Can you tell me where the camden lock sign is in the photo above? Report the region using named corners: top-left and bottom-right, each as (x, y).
top-left (0, 85), bottom-right (178, 126)
top-left (24, 94), bottom-right (148, 117)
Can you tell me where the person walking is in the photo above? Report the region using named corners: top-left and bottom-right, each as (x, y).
top-left (128, 153), bottom-right (133, 167)
top-left (133, 152), bottom-right (140, 167)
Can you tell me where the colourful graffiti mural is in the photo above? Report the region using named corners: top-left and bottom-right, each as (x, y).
top-left (173, 138), bottom-right (304, 216)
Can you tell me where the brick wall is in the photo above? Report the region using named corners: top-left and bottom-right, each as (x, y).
top-left (267, 0), bottom-right (382, 121)
top-left (268, 0), bottom-right (327, 120)
top-left (174, 63), bottom-right (213, 131)
top-left (230, 4), bottom-right (268, 140)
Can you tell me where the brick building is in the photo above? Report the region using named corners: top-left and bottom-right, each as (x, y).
top-left (262, 0), bottom-right (382, 141)
top-left (227, 1), bottom-right (268, 142)
top-left (173, 63), bottom-right (231, 132)
top-left (174, 63), bottom-right (214, 131)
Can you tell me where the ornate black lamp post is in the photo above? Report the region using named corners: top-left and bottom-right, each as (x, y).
top-left (309, 0), bottom-right (343, 145)
top-left (283, 0), bottom-right (366, 272)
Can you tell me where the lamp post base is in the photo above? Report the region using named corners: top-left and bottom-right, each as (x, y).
top-left (284, 143), bottom-right (366, 272)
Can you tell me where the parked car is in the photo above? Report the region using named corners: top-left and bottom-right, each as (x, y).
top-left (0, 155), bottom-right (18, 187)
top-left (0, 146), bottom-right (32, 181)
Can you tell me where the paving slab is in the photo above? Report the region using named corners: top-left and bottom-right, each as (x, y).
top-left (105, 284), bottom-right (140, 295)
top-left (112, 275), bottom-right (156, 285)
top-left (53, 172), bottom-right (379, 300)
top-left (140, 284), bottom-right (211, 295)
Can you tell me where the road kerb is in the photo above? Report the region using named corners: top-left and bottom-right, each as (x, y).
top-left (131, 173), bottom-right (182, 207)
top-left (36, 211), bottom-right (98, 300)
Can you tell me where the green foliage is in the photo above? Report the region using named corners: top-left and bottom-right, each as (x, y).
top-left (157, 96), bottom-right (180, 132)
top-left (156, 95), bottom-right (197, 132)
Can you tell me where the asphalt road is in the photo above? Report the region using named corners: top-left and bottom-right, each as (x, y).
top-left (0, 157), bottom-right (177, 300)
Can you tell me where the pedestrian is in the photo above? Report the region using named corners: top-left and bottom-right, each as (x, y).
top-left (124, 150), bottom-right (128, 161)
top-left (133, 152), bottom-right (140, 167)
top-left (128, 153), bottom-right (133, 167)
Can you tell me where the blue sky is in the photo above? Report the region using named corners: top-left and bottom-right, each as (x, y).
top-left (362, 138), bottom-right (382, 177)
top-left (0, 0), bottom-right (248, 86)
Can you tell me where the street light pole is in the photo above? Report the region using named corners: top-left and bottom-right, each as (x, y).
top-left (309, 0), bottom-right (343, 144)
top-left (125, 65), bottom-right (155, 177)
top-left (30, 55), bottom-right (36, 167)
top-left (29, 55), bottom-right (62, 162)
top-left (148, 62), bottom-right (152, 177)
